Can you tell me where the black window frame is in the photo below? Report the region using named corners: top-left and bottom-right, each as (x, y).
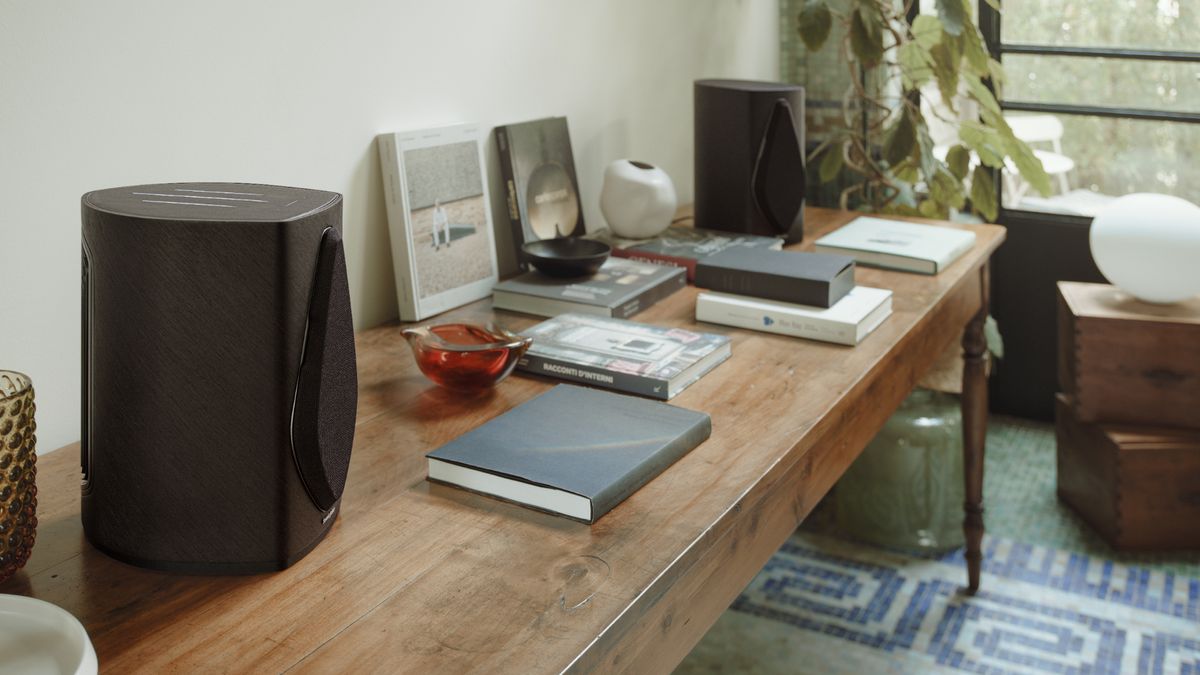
top-left (978, 1), bottom-right (1200, 216)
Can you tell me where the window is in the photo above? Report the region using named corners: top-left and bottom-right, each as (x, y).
top-left (981, 0), bottom-right (1200, 216)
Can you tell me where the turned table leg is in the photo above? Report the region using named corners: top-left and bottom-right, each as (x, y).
top-left (961, 264), bottom-right (990, 594)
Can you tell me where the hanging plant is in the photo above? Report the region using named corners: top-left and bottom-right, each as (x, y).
top-left (797, 0), bottom-right (1051, 220)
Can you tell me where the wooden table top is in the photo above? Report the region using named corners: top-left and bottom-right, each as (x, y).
top-left (4, 208), bottom-right (1004, 674)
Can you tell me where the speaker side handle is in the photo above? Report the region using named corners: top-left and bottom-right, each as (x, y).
top-left (750, 97), bottom-right (807, 244)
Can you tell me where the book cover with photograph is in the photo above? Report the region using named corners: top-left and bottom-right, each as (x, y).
top-left (495, 117), bottom-right (586, 258)
top-left (378, 124), bottom-right (499, 320)
top-left (517, 313), bottom-right (731, 399)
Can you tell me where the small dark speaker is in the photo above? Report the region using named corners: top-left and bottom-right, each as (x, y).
top-left (694, 79), bottom-right (807, 244)
top-left (80, 182), bottom-right (358, 574)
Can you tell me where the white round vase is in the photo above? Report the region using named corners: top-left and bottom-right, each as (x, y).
top-left (599, 160), bottom-right (677, 239)
top-left (1089, 193), bottom-right (1200, 304)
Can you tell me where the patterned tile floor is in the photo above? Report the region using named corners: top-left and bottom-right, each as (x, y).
top-left (676, 416), bottom-right (1200, 674)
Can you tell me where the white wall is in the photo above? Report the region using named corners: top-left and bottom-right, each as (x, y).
top-left (0, 0), bottom-right (780, 453)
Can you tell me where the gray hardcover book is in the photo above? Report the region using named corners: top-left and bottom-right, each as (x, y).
top-left (517, 313), bottom-right (731, 400)
top-left (694, 247), bottom-right (856, 308)
top-left (426, 385), bottom-right (712, 523)
top-left (492, 257), bottom-right (686, 318)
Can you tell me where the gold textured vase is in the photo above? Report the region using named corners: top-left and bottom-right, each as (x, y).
top-left (0, 370), bottom-right (36, 584)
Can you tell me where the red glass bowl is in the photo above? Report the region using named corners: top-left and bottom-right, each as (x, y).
top-left (402, 323), bottom-right (532, 391)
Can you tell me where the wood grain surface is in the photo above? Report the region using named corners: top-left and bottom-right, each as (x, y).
top-left (3, 207), bottom-right (1004, 674)
top-left (1058, 281), bottom-right (1200, 430)
top-left (1055, 393), bottom-right (1200, 550)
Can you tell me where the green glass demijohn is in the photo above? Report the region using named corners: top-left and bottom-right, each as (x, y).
top-left (835, 388), bottom-right (965, 550)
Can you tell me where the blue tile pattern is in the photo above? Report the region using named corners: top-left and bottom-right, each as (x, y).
top-left (730, 535), bottom-right (1200, 675)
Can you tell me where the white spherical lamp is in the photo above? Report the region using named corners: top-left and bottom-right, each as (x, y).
top-left (599, 160), bottom-right (677, 239)
top-left (1089, 193), bottom-right (1200, 304)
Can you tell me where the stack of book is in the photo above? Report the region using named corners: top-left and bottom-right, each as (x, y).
top-left (492, 257), bottom-right (685, 319)
top-left (692, 217), bottom-right (974, 345)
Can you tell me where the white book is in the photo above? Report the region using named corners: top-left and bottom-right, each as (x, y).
top-left (695, 286), bottom-right (893, 346)
top-left (814, 217), bottom-right (976, 275)
top-left (377, 124), bottom-right (500, 321)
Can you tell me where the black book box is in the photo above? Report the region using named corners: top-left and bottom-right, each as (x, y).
top-left (694, 79), bottom-right (807, 244)
top-left (80, 182), bottom-right (358, 574)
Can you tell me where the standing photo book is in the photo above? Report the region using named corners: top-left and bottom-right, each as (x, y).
top-left (491, 257), bottom-right (686, 319)
top-left (495, 117), bottom-right (586, 258)
top-left (378, 123), bottom-right (500, 321)
top-left (696, 286), bottom-right (893, 346)
top-left (588, 225), bottom-right (783, 282)
top-left (426, 385), bottom-right (712, 523)
top-left (517, 313), bottom-right (731, 400)
top-left (813, 216), bottom-right (976, 275)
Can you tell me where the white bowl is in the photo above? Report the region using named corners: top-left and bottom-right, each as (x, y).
top-left (0, 595), bottom-right (97, 675)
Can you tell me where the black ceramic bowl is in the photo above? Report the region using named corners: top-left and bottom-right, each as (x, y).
top-left (521, 238), bottom-right (611, 278)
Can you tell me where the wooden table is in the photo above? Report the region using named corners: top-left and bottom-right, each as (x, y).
top-left (3, 208), bottom-right (1004, 673)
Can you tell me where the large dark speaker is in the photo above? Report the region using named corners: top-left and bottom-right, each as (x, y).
top-left (80, 182), bottom-right (358, 574)
top-left (694, 79), bottom-right (807, 244)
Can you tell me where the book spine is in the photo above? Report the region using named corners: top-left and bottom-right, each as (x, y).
top-left (694, 264), bottom-right (828, 307)
top-left (517, 354), bottom-right (669, 400)
top-left (494, 126), bottom-right (526, 265)
top-left (376, 135), bottom-right (418, 320)
top-left (614, 270), bottom-right (687, 319)
top-left (695, 295), bottom-right (857, 345)
top-left (609, 249), bottom-right (697, 282)
top-left (589, 413), bottom-right (713, 521)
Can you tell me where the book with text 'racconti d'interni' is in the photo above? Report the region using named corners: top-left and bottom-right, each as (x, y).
top-left (425, 385), bottom-right (711, 523)
top-left (516, 313), bottom-right (731, 400)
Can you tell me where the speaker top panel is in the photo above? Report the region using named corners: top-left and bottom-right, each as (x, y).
top-left (695, 79), bottom-right (804, 94)
top-left (83, 182), bottom-right (340, 223)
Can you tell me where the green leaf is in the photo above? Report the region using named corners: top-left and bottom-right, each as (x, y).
top-left (970, 164), bottom-right (998, 221)
top-left (911, 15), bottom-right (942, 50)
top-left (984, 314), bottom-right (1004, 359)
top-left (883, 109), bottom-right (917, 168)
top-left (898, 42), bottom-right (933, 88)
top-left (797, 0), bottom-right (833, 52)
top-left (961, 20), bottom-right (991, 76)
top-left (980, 107), bottom-right (1054, 197)
top-left (917, 199), bottom-right (944, 218)
top-left (850, 7), bottom-right (884, 66)
top-left (987, 58), bottom-right (1007, 86)
top-left (963, 73), bottom-right (1001, 116)
top-left (893, 159), bottom-right (921, 184)
top-left (930, 41), bottom-right (960, 112)
top-left (1006, 137), bottom-right (1054, 197)
top-left (819, 142), bottom-right (845, 183)
top-left (959, 121), bottom-right (1007, 167)
top-left (930, 167), bottom-right (966, 210)
top-left (915, 118), bottom-right (940, 180)
top-left (936, 0), bottom-right (966, 36)
top-left (946, 144), bottom-right (971, 180)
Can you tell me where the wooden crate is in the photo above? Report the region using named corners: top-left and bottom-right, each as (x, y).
top-left (1055, 393), bottom-right (1200, 550)
top-left (1058, 281), bottom-right (1200, 429)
